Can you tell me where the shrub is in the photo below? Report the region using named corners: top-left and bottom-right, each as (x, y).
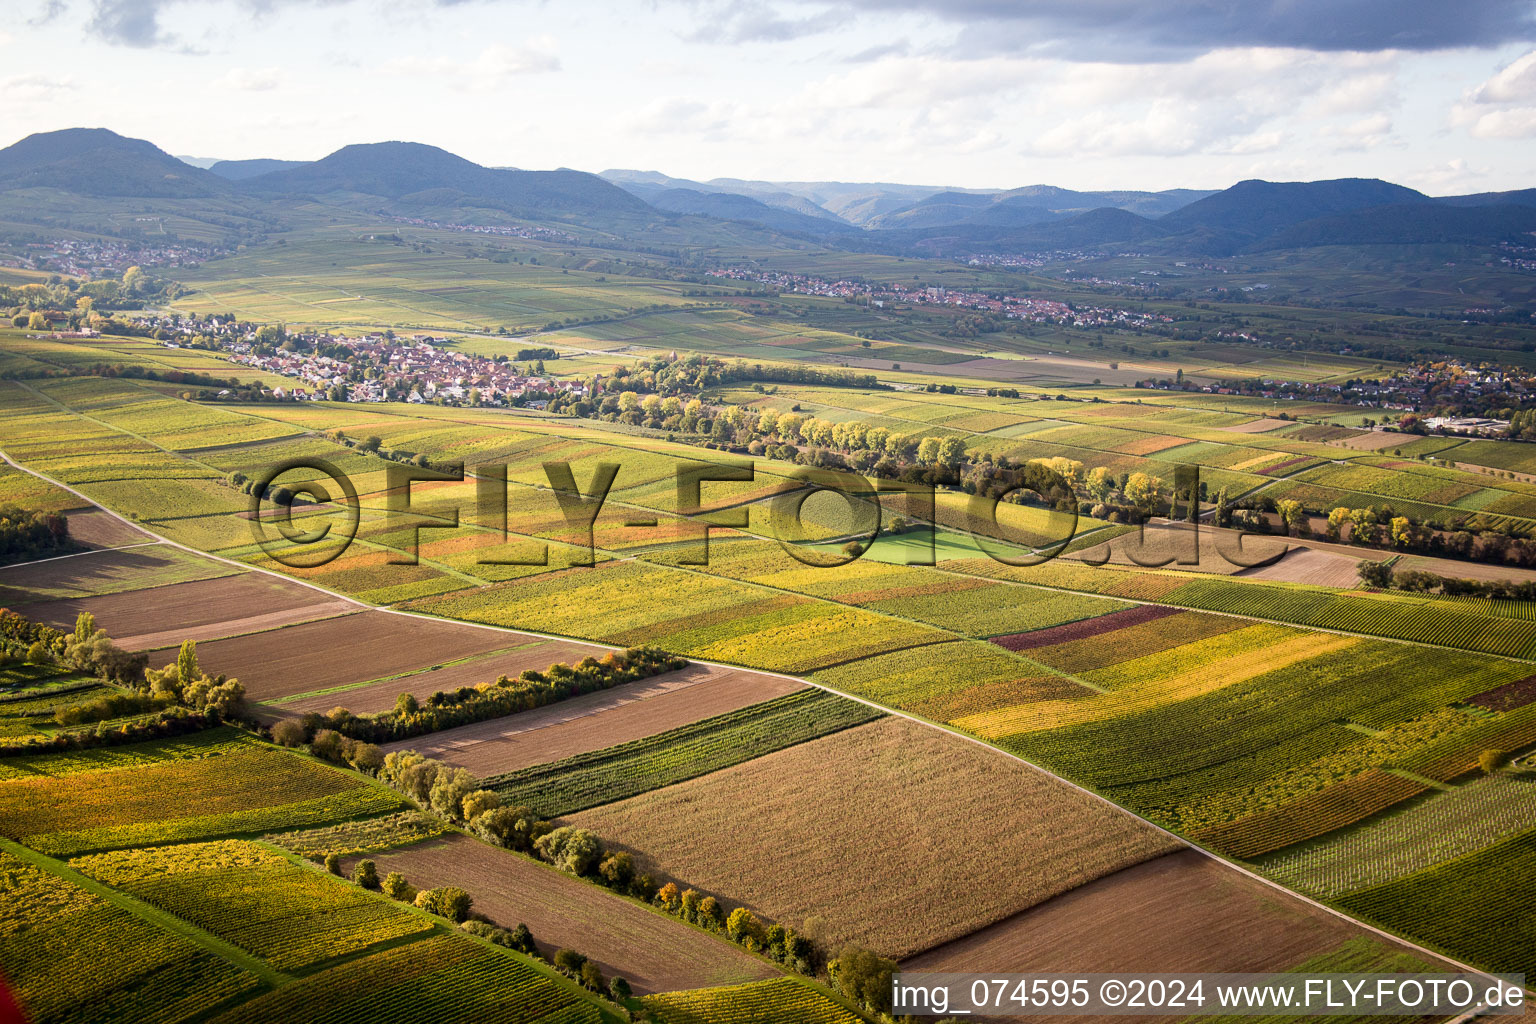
top-left (534, 826), bottom-right (602, 876)
top-left (471, 804), bottom-right (544, 852)
top-left (579, 961), bottom-right (607, 994)
top-left (460, 788), bottom-right (501, 822)
top-left (310, 729), bottom-right (344, 762)
top-left (598, 851), bottom-right (634, 890)
top-left (1480, 749), bottom-right (1510, 774)
top-left (382, 871), bottom-right (411, 900)
top-left (830, 945), bottom-right (897, 1015)
top-left (324, 852), bottom-right (342, 876)
top-left (271, 719), bottom-right (307, 747)
top-left (553, 948), bottom-right (586, 976)
top-left (352, 859), bottom-right (379, 890)
top-left (414, 885), bottom-right (472, 923)
top-left (610, 978), bottom-right (631, 1002)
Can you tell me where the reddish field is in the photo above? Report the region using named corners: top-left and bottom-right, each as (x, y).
top-left (1466, 673), bottom-right (1536, 712)
top-left (276, 638), bottom-right (607, 715)
top-left (22, 572), bottom-right (357, 649)
top-left (149, 611), bottom-right (527, 700)
top-left (992, 604), bottom-right (1178, 651)
top-left (384, 665), bottom-right (804, 775)
top-left (341, 834), bottom-right (778, 994)
top-left (903, 849), bottom-right (1445, 1021)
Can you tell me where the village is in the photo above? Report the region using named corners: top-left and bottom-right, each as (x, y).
top-left (1137, 358), bottom-right (1531, 432)
top-left (704, 266), bottom-right (1176, 329)
top-left (144, 313), bottom-right (586, 407)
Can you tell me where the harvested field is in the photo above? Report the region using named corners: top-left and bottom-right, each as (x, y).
top-left (566, 716), bottom-right (1179, 958)
top-left (992, 604), bottom-right (1179, 651)
top-left (340, 834), bottom-right (777, 994)
top-left (1331, 430), bottom-right (1410, 451)
top-left (148, 610), bottom-right (526, 701)
top-left (1221, 417), bottom-right (1291, 433)
top-left (20, 572), bottom-right (359, 649)
top-left (1238, 547), bottom-right (1364, 588)
top-left (0, 545), bottom-right (239, 605)
top-left (385, 664), bottom-right (802, 775)
top-left (1065, 522), bottom-right (1290, 575)
top-left (1396, 554), bottom-right (1536, 585)
top-left (904, 850), bottom-right (1445, 1015)
top-left (63, 509), bottom-right (153, 549)
top-left (274, 638), bottom-right (605, 714)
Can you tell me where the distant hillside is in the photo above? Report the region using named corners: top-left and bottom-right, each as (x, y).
top-left (867, 184), bottom-right (1211, 230)
top-left (0, 128), bottom-right (232, 198)
top-left (246, 142), bottom-right (649, 217)
top-left (1158, 178), bottom-right (1428, 242)
top-left (602, 170), bottom-right (851, 224)
top-left (642, 188), bottom-right (853, 237)
top-left (1438, 188), bottom-right (1536, 209)
top-left (1258, 202), bottom-right (1536, 250)
top-left (209, 158), bottom-right (306, 181)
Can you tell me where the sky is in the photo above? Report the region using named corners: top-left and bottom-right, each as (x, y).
top-left (2, 0), bottom-right (1535, 194)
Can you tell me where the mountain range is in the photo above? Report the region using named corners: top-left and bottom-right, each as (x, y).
top-left (5, 128), bottom-right (1536, 258)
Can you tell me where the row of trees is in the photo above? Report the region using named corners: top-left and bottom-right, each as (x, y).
top-left (310, 647), bottom-right (687, 744)
top-left (323, 850), bottom-right (623, 1000)
top-left (0, 612), bottom-right (248, 754)
top-left (363, 748), bottom-right (826, 983)
top-left (1358, 560), bottom-right (1536, 600)
top-left (0, 505), bottom-right (71, 566)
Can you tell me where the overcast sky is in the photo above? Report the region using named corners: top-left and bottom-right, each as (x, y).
top-left (3, 0), bottom-right (1535, 193)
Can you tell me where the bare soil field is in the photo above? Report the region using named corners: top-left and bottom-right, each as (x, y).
top-left (1067, 521), bottom-right (1291, 574)
top-left (149, 610), bottom-right (527, 700)
top-left (22, 572), bottom-right (357, 648)
top-left (566, 716), bottom-right (1179, 959)
top-left (341, 834), bottom-right (778, 994)
top-left (903, 850), bottom-right (1447, 1020)
top-left (276, 638), bottom-right (607, 715)
top-left (1330, 430), bottom-right (1408, 451)
top-left (1238, 546), bottom-right (1364, 587)
top-left (64, 509), bottom-right (154, 549)
top-left (383, 665), bottom-right (804, 775)
top-left (0, 545), bottom-right (239, 605)
top-left (1396, 554), bottom-right (1536, 584)
top-left (1220, 417), bottom-right (1291, 434)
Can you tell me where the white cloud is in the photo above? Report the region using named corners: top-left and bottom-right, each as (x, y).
top-left (383, 39), bottom-right (561, 90)
top-left (214, 66), bottom-right (282, 91)
top-left (1453, 49), bottom-right (1536, 138)
top-left (1469, 49), bottom-right (1536, 104)
top-left (0, 73), bottom-right (76, 102)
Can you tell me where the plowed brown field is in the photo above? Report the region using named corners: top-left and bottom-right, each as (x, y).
top-left (383, 665), bottom-right (803, 774)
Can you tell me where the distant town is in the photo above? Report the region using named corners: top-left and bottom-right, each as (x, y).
top-left (705, 267), bottom-right (1176, 329)
top-left (144, 314), bottom-right (583, 407)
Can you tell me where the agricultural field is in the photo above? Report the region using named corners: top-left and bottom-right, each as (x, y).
top-left (6, 217), bottom-right (1536, 1020)
top-left (0, 848), bottom-right (261, 1024)
top-left (640, 978), bottom-right (864, 1024)
top-left (72, 840), bottom-right (435, 970)
top-left (1339, 826), bottom-right (1536, 978)
top-left (202, 934), bottom-right (605, 1024)
top-left (392, 664), bottom-right (802, 775)
top-left (0, 729), bottom-right (404, 855)
top-left (146, 611), bottom-right (530, 701)
top-left (486, 688), bottom-right (884, 816)
top-left (340, 834), bottom-right (780, 995)
top-left (567, 716), bottom-right (1180, 958)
